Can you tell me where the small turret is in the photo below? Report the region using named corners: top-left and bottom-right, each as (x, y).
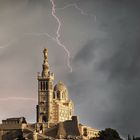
top-left (54, 81), bottom-right (69, 101)
top-left (37, 48), bottom-right (54, 125)
top-left (42, 48), bottom-right (49, 77)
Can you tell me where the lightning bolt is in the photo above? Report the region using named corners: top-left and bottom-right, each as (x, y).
top-left (50, 0), bottom-right (72, 72)
top-left (0, 97), bottom-right (36, 102)
top-left (0, 46), bottom-right (6, 49)
top-left (56, 3), bottom-right (97, 22)
top-left (25, 0), bottom-right (96, 73)
top-left (25, 32), bottom-right (73, 72)
top-left (25, 33), bottom-right (56, 41)
top-left (0, 39), bottom-right (17, 49)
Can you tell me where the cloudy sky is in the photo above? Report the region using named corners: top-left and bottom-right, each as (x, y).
top-left (0, 0), bottom-right (140, 138)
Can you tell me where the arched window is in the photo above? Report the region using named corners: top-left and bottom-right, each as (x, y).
top-left (42, 116), bottom-right (47, 122)
top-left (43, 81), bottom-right (45, 90)
top-left (40, 125), bottom-right (43, 130)
top-left (83, 128), bottom-right (88, 136)
top-left (57, 91), bottom-right (60, 99)
top-left (62, 92), bottom-right (65, 99)
top-left (46, 82), bottom-right (48, 90)
top-left (41, 81), bottom-right (42, 90)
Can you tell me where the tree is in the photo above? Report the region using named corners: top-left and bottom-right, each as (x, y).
top-left (98, 128), bottom-right (122, 140)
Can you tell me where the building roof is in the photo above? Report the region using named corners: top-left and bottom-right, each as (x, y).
top-left (45, 116), bottom-right (80, 139)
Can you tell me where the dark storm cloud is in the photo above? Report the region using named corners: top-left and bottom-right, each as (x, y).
top-left (97, 46), bottom-right (140, 136)
top-left (74, 40), bottom-right (96, 64)
top-left (95, 2), bottom-right (140, 136)
top-left (99, 46), bottom-right (140, 81)
top-left (67, 0), bottom-right (140, 137)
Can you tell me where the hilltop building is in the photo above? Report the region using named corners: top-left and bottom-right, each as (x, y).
top-left (36, 48), bottom-right (73, 125)
top-left (0, 48), bottom-right (99, 140)
top-left (128, 135), bottom-right (140, 140)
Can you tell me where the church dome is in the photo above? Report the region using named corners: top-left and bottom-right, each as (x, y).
top-left (54, 82), bottom-right (68, 100)
top-left (54, 82), bottom-right (68, 92)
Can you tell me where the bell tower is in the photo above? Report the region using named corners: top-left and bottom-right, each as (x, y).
top-left (36, 48), bottom-right (54, 125)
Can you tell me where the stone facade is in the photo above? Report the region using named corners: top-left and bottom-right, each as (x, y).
top-left (36, 48), bottom-right (73, 129)
top-left (0, 48), bottom-right (99, 140)
top-left (79, 124), bottom-right (99, 140)
top-left (0, 117), bottom-right (27, 140)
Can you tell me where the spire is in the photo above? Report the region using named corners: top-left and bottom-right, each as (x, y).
top-left (42, 48), bottom-right (49, 77)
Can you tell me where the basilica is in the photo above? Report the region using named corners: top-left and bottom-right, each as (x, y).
top-left (0, 48), bottom-right (99, 140)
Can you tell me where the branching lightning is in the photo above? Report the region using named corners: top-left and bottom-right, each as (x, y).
top-left (25, 33), bottom-right (56, 41)
top-left (50, 0), bottom-right (72, 72)
top-left (25, 0), bottom-right (96, 73)
top-left (56, 3), bottom-right (97, 22)
top-left (0, 39), bottom-right (17, 49)
top-left (0, 1), bottom-right (97, 102)
top-left (0, 97), bottom-right (36, 102)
